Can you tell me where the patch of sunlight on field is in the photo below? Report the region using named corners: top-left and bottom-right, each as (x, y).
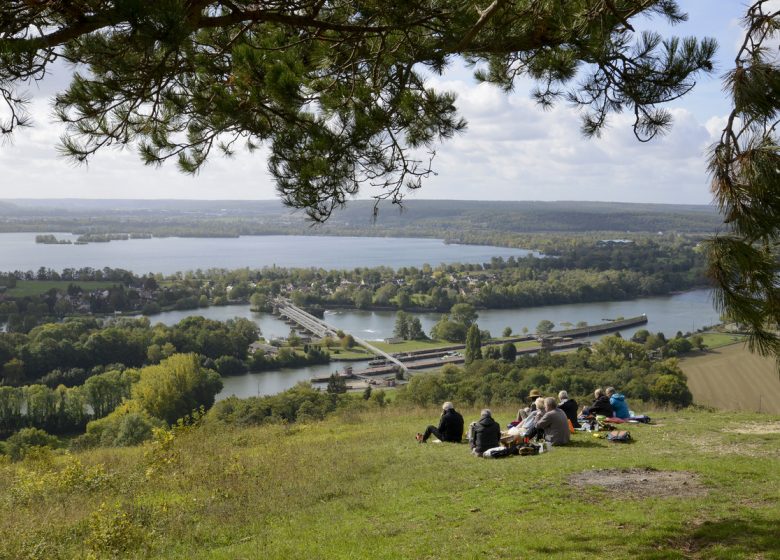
top-left (680, 344), bottom-right (780, 414)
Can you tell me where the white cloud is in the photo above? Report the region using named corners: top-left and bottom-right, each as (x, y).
top-left (0, 0), bottom-right (745, 205)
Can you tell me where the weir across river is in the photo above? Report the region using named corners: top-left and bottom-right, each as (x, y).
top-left (272, 297), bottom-right (409, 373)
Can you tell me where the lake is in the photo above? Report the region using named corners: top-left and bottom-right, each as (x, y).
top-left (0, 232), bottom-right (538, 274)
top-left (148, 289), bottom-right (721, 400)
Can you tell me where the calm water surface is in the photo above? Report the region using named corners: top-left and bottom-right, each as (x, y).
top-left (0, 233), bottom-right (538, 274)
top-left (0, 232), bottom-right (720, 399)
top-left (148, 289), bottom-right (720, 400)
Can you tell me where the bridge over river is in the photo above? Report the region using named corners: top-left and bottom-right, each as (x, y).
top-left (272, 298), bottom-right (409, 374)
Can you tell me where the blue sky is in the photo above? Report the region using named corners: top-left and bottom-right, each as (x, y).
top-left (0, 1), bottom-right (755, 205)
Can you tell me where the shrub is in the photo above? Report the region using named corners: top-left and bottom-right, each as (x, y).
top-left (85, 402), bottom-right (164, 447)
top-left (5, 427), bottom-right (59, 461)
top-left (209, 383), bottom-right (341, 425)
top-left (214, 355), bottom-right (247, 376)
top-left (114, 413), bottom-right (158, 446)
top-left (500, 342), bottom-right (517, 362)
top-left (85, 502), bottom-right (147, 558)
top-left (132, 354), bottom-right (223, 424)
top-left (650, 375), bottom-right (693, 407)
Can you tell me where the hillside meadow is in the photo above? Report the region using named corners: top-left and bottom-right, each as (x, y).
top-left (1, 406), bottom-right (778, 559)
top-left (680, 343), bottom-right (780, 414)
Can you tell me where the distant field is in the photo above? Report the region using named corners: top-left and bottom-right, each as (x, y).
top-left (680, 343), bottom-right (780, 414)
top-left (697, 332), bottom-right (747, 349)
top-left (6, 280), bottom-right (119, 297)
top-left (372, 339), bottom-right (455, 353)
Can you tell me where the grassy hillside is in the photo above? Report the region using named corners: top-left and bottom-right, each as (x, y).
top-left (681, 344), bottom-right (780, 414)
top-left (1, 406), bottom-right (779, 559)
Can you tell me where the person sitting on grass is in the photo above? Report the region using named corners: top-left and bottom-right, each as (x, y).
top-left (606, 387), bottom-right (630, 419)
top-left (469, 409), bottom-right (501, 456)
top-left (517, 397), bottom-right (546, 433)
top-left (515, 389), bottom-right (543, 422)
top-left (417, 401), bottom-right (464, 443)
top-left (557, 390), bottom-right (579, 428)
top-left (581, 388), bottom-right (614, 418)
top-left (525, 397), bottom-right (571, 446)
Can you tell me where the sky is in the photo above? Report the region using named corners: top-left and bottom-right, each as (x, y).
top-left (0, 1), bottom-right (756, 205)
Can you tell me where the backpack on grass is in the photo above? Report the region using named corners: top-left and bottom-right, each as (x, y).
top-left (483, 446), bottom-right (518, 458)
top-left (606, 430), bottom-right (631, 442)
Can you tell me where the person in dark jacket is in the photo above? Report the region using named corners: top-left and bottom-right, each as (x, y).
top-left (469, 409), bottom-right (501, 456)
top-left (417, 402), bottom-right (464, 443)
top-left (557, 390), bottom-right (579, 428)
top-left (582, 388), bottom-right (614, 417)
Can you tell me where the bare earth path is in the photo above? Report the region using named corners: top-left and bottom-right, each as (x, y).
top-left (680, 343), bottom-right (780, 414)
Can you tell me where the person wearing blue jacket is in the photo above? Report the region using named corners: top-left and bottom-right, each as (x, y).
top-left (606, 387), bottom-right (630, 419)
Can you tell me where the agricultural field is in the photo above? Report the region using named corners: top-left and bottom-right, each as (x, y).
top-left (5, 280), bottom-right (119, 297)
top-left (680, 343), bottom-right (780, 414)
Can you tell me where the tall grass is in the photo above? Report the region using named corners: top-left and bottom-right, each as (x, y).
top-left (1, 406), bottom-right (779, 559)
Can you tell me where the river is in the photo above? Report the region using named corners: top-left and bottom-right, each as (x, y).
top-left (148, 289), bottom-right (720, 400)
top-left (0, 232), bottom-right (538, 274)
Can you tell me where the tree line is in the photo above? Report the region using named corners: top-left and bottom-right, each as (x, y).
top-left (0, 234), bottom-right (709, 334)
top-left (0, 354), bottom-right (221, 445)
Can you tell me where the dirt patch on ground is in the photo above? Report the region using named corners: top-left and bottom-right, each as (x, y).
top-left (723, 422), bottom-right (780, 435)
top-left (569, 468), bottom-right (706, 499)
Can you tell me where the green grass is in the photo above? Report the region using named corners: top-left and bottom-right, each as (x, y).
top-left (1, 407), bottom-right (779, 559)
top-left (290, 338), bottom-right (539, 360)
top-left (695, 332), bottom-right (747, 349)
top-left (373, 338), bottom-right (539, 355)
top-left (495, 339), bottom-right (539, 351)
top-left (288, 345), bottom-right (372, 361)
top-left (6, 280), bottom-right (120, 297)
top-left (326, 347), bottom-right (372, 360)
top-left (372, 338), bottom-right (458, 353)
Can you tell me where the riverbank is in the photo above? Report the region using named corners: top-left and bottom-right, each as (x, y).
top-left (207, 290), bottom-right (720, 399)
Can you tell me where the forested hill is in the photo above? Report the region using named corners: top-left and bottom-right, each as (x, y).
top-left (328, 200), bottom-right (722, 233)
top-left (0, 199), bottom-right (722, 235)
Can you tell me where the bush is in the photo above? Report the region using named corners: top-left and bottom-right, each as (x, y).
top-left (209, 383), bottom-right (341, 425)
top-left (85, 402), bottom-right (164, 447)
top-left (5, 427), bottom-right (59, 461)
top-left (501, 342), bottom-right (517, 362)
top-left (650, 375), bottom-right (693, 407)
top-left (114, 413), bottom-right (158, 446)
top-left (132, 353), bottom-right (223, 424)
top-left (141, 302), bottom-right (161, 315)
top-left (215, 355), bottom-right (247, 376)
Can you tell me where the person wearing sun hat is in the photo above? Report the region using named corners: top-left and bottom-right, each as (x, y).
top-left (515, 388), bottom-right (544, 423)
top-left (527, 389), bottom-right (543, 406)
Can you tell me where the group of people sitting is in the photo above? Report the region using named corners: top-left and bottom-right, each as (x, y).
top-left (415, 386), bottom-right (631, 457)
top-left (581, 387), bottom-right (630, 419)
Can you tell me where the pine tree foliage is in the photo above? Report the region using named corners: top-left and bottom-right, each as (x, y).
top-left (705, 0), bottom-right (780, 361)
top-left (0, 1), bottom-right (715, 219)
